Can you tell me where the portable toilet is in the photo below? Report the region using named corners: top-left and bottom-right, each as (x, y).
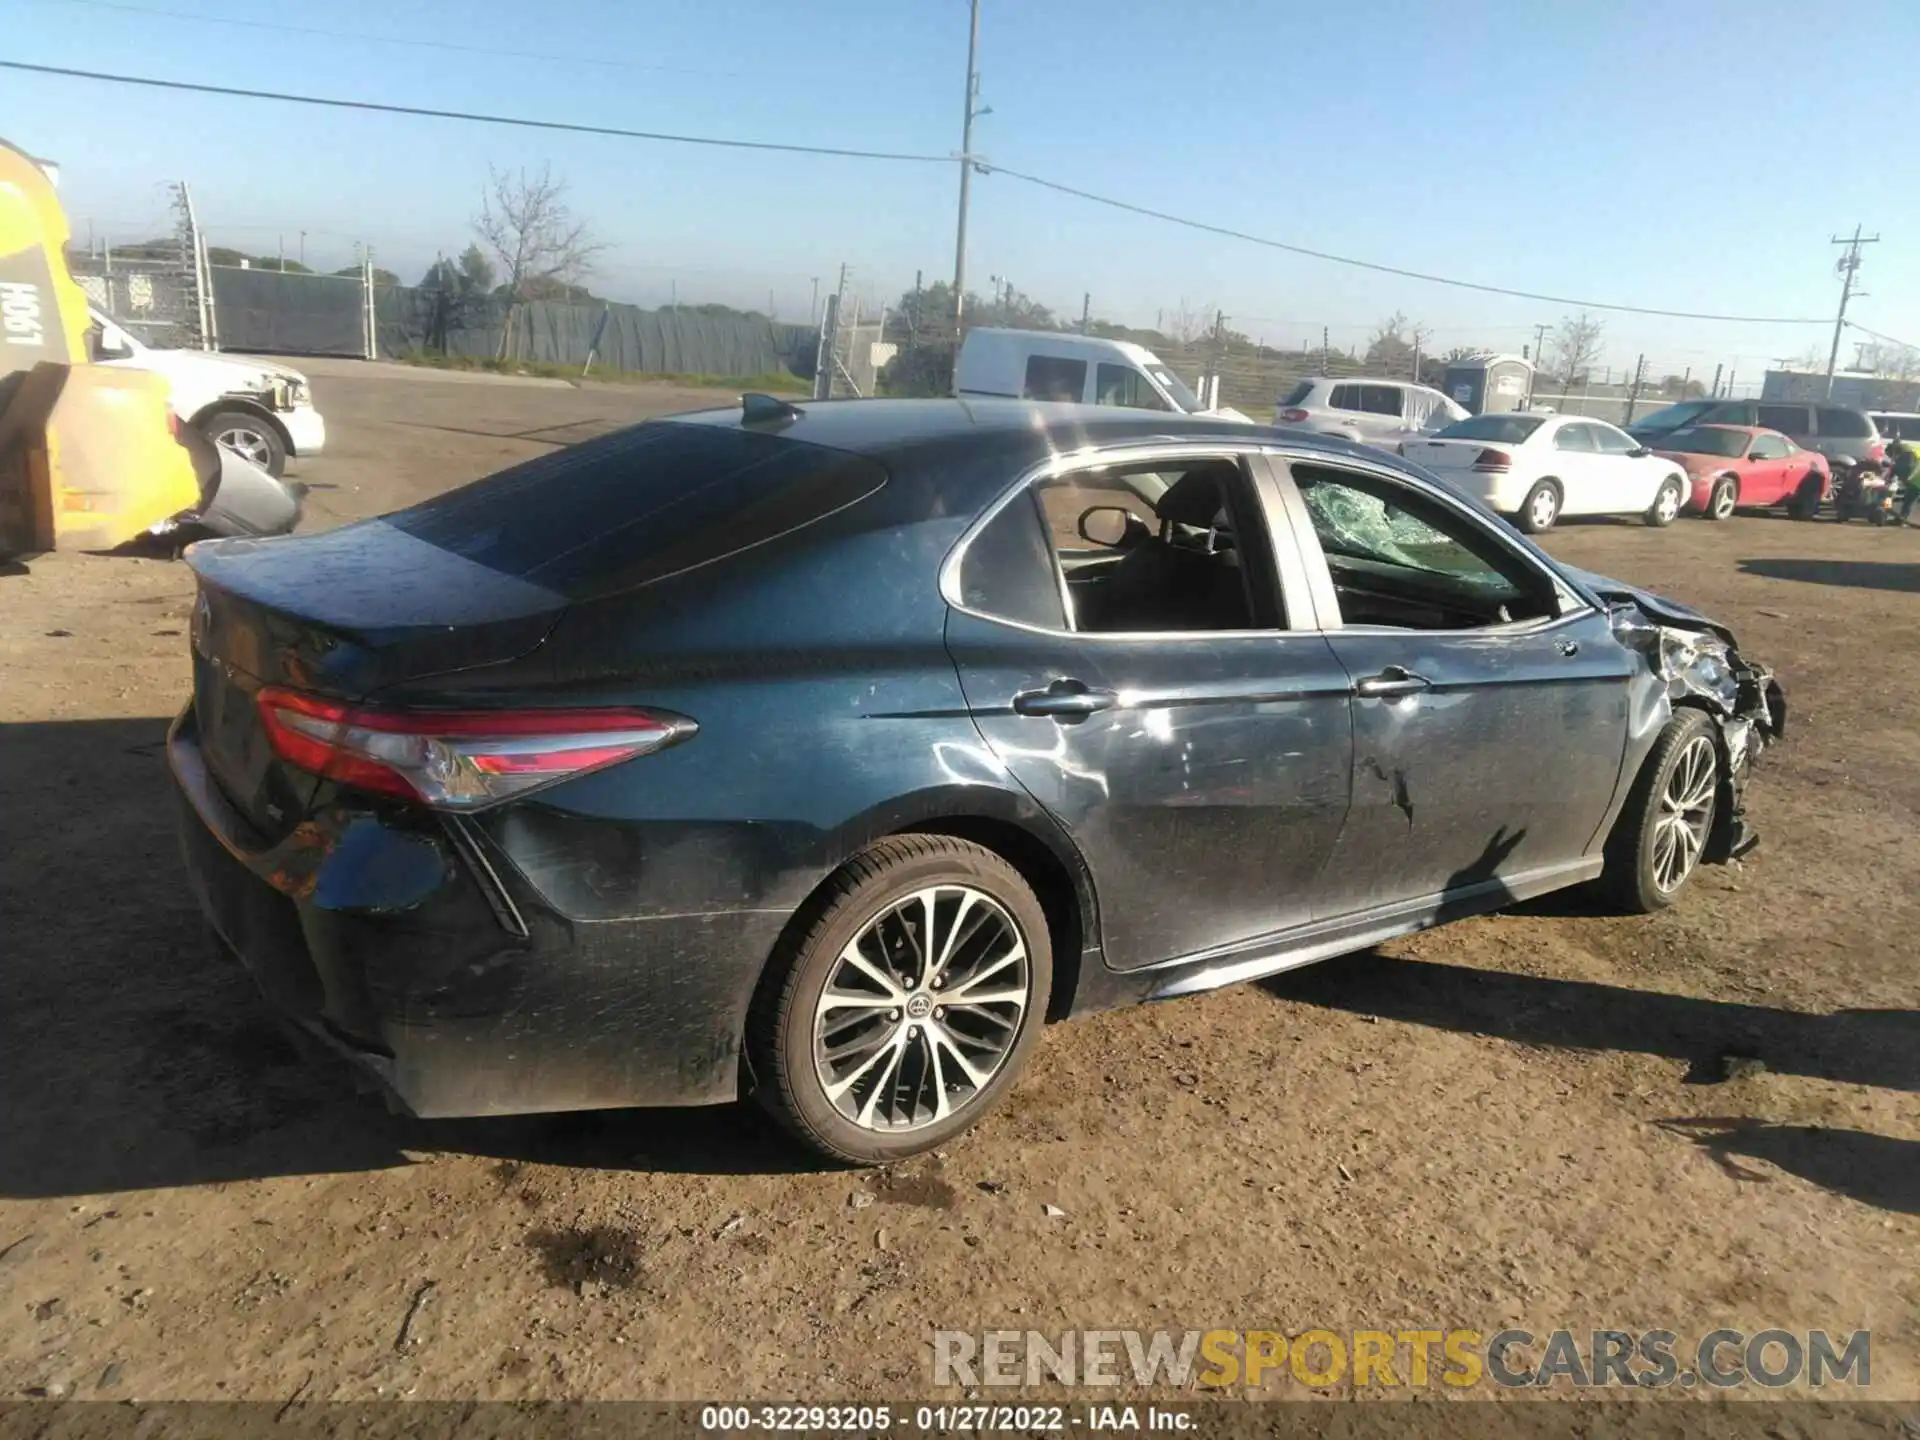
top-left (1442, 354), bottom-right (1535, 414)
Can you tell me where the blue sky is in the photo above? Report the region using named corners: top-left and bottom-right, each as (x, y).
top-left (5, 0), bottom-right (1913, 383)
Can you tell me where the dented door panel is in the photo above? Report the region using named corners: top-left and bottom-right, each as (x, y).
top-left (1311, 610), bottom-right (1633, 917)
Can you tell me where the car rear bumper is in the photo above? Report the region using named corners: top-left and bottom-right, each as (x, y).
top-left (167, 703), bottom-right (777, 1117)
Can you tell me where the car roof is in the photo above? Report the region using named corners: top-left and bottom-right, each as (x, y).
top-left (666, 396), bottom-right (1349, 460)
top-left (1678, 423), bottom-right (1765, 436)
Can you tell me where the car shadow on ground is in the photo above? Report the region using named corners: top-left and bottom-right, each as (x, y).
top-left (1738, 556), bottom-right (1920, 594)
top-left (0, 716), bottom-right (831, 1200)
top-left (1263, 953), bottom-right (1918, 1095)
top-left (1654, 1118), bottom-right (1919, 1215)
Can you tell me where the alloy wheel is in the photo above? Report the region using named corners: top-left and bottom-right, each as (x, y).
top-left (1711, 481), bottom-right (1736, 519)
top-left (812, 885), bottom-right (1030, 1132)
top-left (1651, 735), bottom-right (1716, 893)
top-left (1655, 482), bottom-right (1682, 524)
top-left (214, 425), bottom-right (274, 469)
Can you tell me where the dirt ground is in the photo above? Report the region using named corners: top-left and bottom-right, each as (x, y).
top-left (0, 361), bottom-right (1914, 1411)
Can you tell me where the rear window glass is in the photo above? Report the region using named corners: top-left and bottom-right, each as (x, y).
top-left (1756, 405), bottom-right (1809, 433)
top-left (1815, 407), bottom-right (1873, 438)
top-left (1630, 401), bottom-right (1716, 431)
top-left (1663, 427), bottom-right (1747, 458)
top-left (387, 422), bottom-right (887, 598)
top-left (1280, 380), bottom-right (1315, 407)
top-left (1433, 415), bottom-right (1544, 443)
top-left (956, 492), bottom-right (1067, 630)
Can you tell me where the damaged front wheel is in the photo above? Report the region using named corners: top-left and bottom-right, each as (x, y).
top-left (1600, 709), bottom-right (1719, 913)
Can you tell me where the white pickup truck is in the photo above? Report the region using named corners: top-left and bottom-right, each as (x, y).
top-left (87, 308), bottom-right (326, 478)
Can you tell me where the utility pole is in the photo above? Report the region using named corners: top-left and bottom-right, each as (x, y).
top-left (278, 233), bottom-right (285, 272)
top-left (1206, 310), bottom-right (1226, 409)
top-left (1825, 225), bottom-right (1879, 399)
top-left (810, 275), bottom-right (821, 321)
top-left (1079, 292), bottom-right (1090, 335)
top-left (298, 231), bottom-right (306, 267)
top-left (1711, 362), bottom-right (1723, 399)
top-left (1623, 354), bottom-right (1646, 424)
top-left (951, 0), bottom-right (983, 340)
top-left (1321, 325), bottom-right (1330, 376)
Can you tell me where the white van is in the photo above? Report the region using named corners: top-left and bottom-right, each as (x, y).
top-left (954, 328), bottom-right (1251, 421)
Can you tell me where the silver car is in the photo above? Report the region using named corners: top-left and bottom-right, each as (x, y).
top-left (1274, 376), bottom-right (1469, 450)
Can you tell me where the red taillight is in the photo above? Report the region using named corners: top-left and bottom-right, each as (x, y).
top-left (1471, 448), bottom-right (1512, 472)
top-left (1867, 440), bottom-right (1886, 463)
top-left (1278, 408), bottom-right (1310, 423)
top-left (256, 687), bottom-right (689, 810)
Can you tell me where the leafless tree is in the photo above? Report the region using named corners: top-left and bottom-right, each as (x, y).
top-left (474, 164), bottom-right (604, 355)
top-left (1160, 299), bottom-right (1211, 347)
top-left (1549, 311), bottom-right (1605, 386)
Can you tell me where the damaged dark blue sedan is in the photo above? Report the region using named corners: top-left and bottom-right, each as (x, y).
top-left (170, 398), bottom-right (1785, 1163)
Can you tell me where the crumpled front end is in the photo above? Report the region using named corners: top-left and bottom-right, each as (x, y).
top-left (1605, 593), bottom-right (1786, 862)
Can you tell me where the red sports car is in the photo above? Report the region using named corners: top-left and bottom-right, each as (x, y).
top-left (1653, 423), bottom-right (1830, 519)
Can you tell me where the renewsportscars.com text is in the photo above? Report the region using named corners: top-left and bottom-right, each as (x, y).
top-left (932, 1328), bottom-right (1872, 1390)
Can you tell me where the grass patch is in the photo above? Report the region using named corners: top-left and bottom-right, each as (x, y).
top-left (392, 351), bottom-right (810, 393)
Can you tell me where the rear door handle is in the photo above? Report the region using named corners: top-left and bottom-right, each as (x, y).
top-left (1012, 679), bottom-right (1117, 721)
top-left (1354, 666), bottom-right (1432, 698)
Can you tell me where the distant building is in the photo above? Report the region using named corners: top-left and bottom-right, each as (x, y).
top-left (1762, 368), bottom-right (1920, 411)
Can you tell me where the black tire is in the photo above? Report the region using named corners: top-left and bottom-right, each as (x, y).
top-left (1644, 475), bottom-right (1684, 527)
top-left (1787, 472), bottom-right (1823, 520)
top-left (748, 835), bottom-right (1053, 1165)
top-left (1515, 480), bottom-right (1560, 534)
top-left (1600, 709), bottom-right (1720, 914)
top-left (1704, 476), bottom-right (1737, 520)
top-left (200, 410), bottom-right (288, 479)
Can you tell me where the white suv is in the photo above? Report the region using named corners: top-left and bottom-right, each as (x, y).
top-left (1274, 377), bottom-right (1467, 451)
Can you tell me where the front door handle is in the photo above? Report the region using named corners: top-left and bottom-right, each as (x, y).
top-left (1012, 679), bottom-right (1117, 721)
top-left (1354, 666), bottom-right (1432, 699)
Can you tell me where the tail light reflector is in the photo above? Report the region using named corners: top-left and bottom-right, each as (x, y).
top-left (1278, 408), bottom-right (1310, 423)
top-left (1866, 440), bottom-right (1886, 463)
top-left (256, 688), bottom-right (690, 810)
top-left (1472, 448), bottom-right (1512, 472)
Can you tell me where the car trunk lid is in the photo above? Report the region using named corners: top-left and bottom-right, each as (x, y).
top-left (185, 521), bottom-right (566, 836)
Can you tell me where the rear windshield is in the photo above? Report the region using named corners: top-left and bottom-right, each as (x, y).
top-left (1279, 380), bottom-right (1315, 407)
top-left (1432, 414), bottom-right (1545, 443)
top-left (1873, 414), bottom-right (1920, 441)
top-left (1631, 401), bottom-right (1717, 431)
top-left (387, 421), bottom-right (888, 597)
top-left (1661, 427), bottom-right (1747, 458)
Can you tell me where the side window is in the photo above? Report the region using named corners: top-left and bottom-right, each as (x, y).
top-left (1553, 424), bottom-right (1597, 452)
top-left (1701, 402), bottom-right (1752, 425)
top-left (1757, 404), bottom-right (1808, 434)
top-left (1749, 435), bottom-right (1787, 460)
top-left (956, 491), bottom-right (1068, 630)
top-left (1361, 384), bottom-right (1405, 416)
top-left (1329, 384), bottom-right (1364, 412)
top-left (1094, 363), bottom-right (1170, 411)
top-left (1022, 355), bottom-right (1087, 402)
top-left (1031, 458), bottom-right (1283, 634)
top-left (1814, 406), bottom-right (1872, 439)
top-left (1590, 424), bottom-right (1639, 455)
top-left (1291, 464), bottom-right (1558, 631)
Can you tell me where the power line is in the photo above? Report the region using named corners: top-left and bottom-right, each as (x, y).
top-left (0, 58), bottom-right (1856, 327)
top-left (31, 0), bottom-right (743, 78)
top-left (1846, 319), bottom-right (1919, 353)
top-left (0, 61), bottom-right (954, 164)
top-left (986, 164), bottom-right (1832, 325)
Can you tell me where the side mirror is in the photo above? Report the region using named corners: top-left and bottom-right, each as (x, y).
top-left (1077, 505), bottom-right (1139, 548)
top-left (92, 323), bottom-right (135, 361)
top-left (1629, 445), bottom-right (1651, 458)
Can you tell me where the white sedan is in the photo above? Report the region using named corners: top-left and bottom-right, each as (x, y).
top-left (1402, 413), bottom-right (1690, 533)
